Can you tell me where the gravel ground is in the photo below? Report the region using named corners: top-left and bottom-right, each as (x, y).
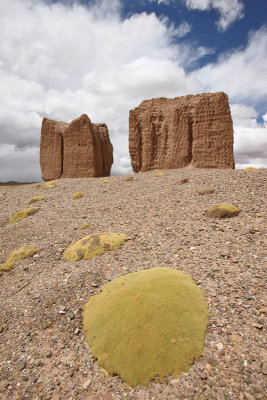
top-left (0, 168), bottom-right (266, 400)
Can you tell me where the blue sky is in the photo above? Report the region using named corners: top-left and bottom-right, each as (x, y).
top-left (0, 0), bottom-right (266, 181)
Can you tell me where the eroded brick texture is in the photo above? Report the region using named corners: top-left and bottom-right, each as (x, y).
top-left (129, 92), bottom-right (234, 172)
top-left (40, 114), bottom-right (113, 181)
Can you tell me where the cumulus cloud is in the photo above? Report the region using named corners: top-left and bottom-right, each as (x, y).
top-left (148, 0), bottom-right (244, 31)
top-left (184, 0), bottom-right (245, 31)
top-left (0, 0), bottom-right (266, 181)
top-left (0, 0), bottom-right (209, 181)
top-left (230, 104), bottom-right (267, 169)
top-left (191, 26), bottom-right (267, 105)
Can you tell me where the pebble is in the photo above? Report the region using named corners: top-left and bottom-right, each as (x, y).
top-left (219, 379), bottom-right (227, 387)
top-left (82, 378), bottom-right (92, 390)
top-left (45, 351), bottom-right (52, 358)
top-left (216, 342), bottom-right (224, 351)
top-left (74, 328), bottom-right (80, 335)
top-left (244, 393), bottom-right (256, 400)
top-left (17, 361), bottom-right (26, 371)
top-left (170, 378), bottom-right (180, 384)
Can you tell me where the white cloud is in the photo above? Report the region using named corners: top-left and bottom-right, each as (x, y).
top-left (148, 0), bottom-right (244, 31)
top-left (231, 104), bottom-right (267, 169)
top-left (0, 0), bottom-right (266, 182)
top-left (0, 0), bottom-right (209, 181)
top-left (191, 26), bottom-right (267, 105)
top-left (185, 0), bottom-right (245, 31)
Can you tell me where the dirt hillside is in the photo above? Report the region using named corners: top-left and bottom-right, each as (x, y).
top-left (0, 168), bottom-right (266, 400)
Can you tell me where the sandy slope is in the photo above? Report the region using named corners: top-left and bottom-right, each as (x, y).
top-left (0, 168), bottom-right (266, 400)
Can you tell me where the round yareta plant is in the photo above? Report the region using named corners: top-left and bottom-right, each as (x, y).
top-left (83, 267), bottom-right (209, 386)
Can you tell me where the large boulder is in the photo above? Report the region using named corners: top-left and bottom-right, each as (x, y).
top-left (129, 92), bottom-right (234, 172)
top-left (40, 114), bottom-right (113, 181)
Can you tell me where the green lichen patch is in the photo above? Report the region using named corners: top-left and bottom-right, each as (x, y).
top-left (206, 203), bottom-right (240, 218)
top-left (198, 187), bottom-right (215, 195)
top-left (0, 245), bottom-right (38, 276)
top-left (27, 196), bottom-right (44, 205)
top-left (73, 192), bottom-right (84, 199)
top-left (244, 167), bottom-right (258, 171)
top-left (9, 207), bottom-right (38, 224)
top-left (80, 224), bottom-right (90, 230)
top-left (63, 233), bottom-right (127, 261)
top-left (124, 176), bottom-right (134, 181)
top-left (83, 267), bottom-right (209, 386)
top-left (154, 172), bottom-right (164, 177)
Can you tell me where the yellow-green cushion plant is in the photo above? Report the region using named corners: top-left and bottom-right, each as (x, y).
top-left (154, 172), bottom-right (164, 177)
top-left (102, 179), bottom-right (109, 183)
top-left (43, 183), bottom-right (55, 189)
top-left (9, 207), bottom-right (38, 224)
top-left (63, 233), bottom-right (127, 261)
top-left (73, 192), bottom-right (84, 199)
top-left (34, 183), bottom-right (42, 188)
top-left (124, 176), bottom-right (134, 181)
top-left (27, 196), bottom-right (44, 205)
top-left (0, 245), bottom-right (38, 275)
top-left (206, 203), bottom-right (240, 218)
top-left (83, 267), bottom-right (209, 386)
top-left (244, 167), bottom-right (258, 171)
top-left (80, 224), bottom-right (90, 230)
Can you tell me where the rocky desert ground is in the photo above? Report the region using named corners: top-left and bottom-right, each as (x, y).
top-left (0, 168), bottom-right (266, 400)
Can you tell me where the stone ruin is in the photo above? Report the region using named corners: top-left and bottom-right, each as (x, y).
top-left (40, 114), bottom-right (113, 181)
top-left (129, 92), bottom-right (235, 172)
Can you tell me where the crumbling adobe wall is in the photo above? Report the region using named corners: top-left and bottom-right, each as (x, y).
top-left (40, 114), bottom-right (113, 181)
top-left (129, 92), bottom-right (234, 172)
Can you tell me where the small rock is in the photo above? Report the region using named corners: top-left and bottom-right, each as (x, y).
top-left (244, 393), bottom-right (256, 400)
top-left (200, 372), bottom-right (207, 380)
top-left (170, 378), bottom-right (180, 384)
top-left (91, 282), bottom-right (98, 287)
top-left (253, 323), bottom-right (263, 329)
top-left (18, 361), bottom-right (26, 371)
top-left (74, 328), bottom-right (80, 335)
top-left (219, 379), bottom-right (227, 387)
top-left (216, 342), bottom-right (224, 351)
top-left (82, 378), bottom-right (91, 390)
top-left (45, 351), bottom-right (52, 358)
top-left (69, 312), bottom-right (75, 320)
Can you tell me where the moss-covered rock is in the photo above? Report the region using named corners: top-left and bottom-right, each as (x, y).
top-left (206, 203), bottom-right (240, 218)
top-left (9, 207), bottom-right (38, 224)
top-left (83, 267), bottom-right (209, 386)
top-left (27, 196), bottom-right (44, 205)
top-left (0, 245), bottom-right (38, 275)
top-left (198, 187), bottom-right (215, 195)
top-left (43, 183), bottom-right (55, 189)
top-left (63, 233), bottom-right (127, 261)
top-left (73, 192), bottom-right (84, 199)
top-left (154, 172), bottom-right (164, 177)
